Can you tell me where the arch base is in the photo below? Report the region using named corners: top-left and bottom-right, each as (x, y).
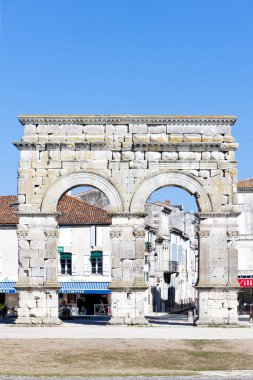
top-left (196, 287), bottom-right (239, 325)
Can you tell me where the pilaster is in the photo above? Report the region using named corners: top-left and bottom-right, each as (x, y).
top-left (108, 214), bottom-right (148, 325)
top-left (15, 214), bottom-right (61, 325)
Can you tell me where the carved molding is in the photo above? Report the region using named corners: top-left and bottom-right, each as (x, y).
top-left (227, 231), bottom-right (239, 240)
top-left (108, 212), bottom-right (147, 218)
top-left (16, 229), bottom-right (29, 239)
top-left (18, 115), bottom-right (237, 126)
top-left (133, 229), bottom-right (146, 239)
top-left (19, 212), bottom-right (60, 217)
top-left (110, 231), bottom-right (122, 239)
top-left (45, 229), bottom-right (59, 239)
top-left (197, 230), bottom-right (210, 238)
top-left (196, 212), bottom-right (241, 219)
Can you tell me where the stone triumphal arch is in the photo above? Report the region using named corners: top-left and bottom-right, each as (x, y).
top-left (14, 115), bottom-right (240, 325)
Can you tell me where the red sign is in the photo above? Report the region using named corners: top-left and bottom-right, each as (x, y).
top-left (238, 278), bottom-right (253, 287)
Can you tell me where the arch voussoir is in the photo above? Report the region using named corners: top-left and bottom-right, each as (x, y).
top-left (41, 172), bottom-right (123, 213)
top-left (130, 172), bottom-right (213, 213)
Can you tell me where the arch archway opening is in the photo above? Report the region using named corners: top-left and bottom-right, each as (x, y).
top-left (144, 185), bottom-right (199, 316)
top-left (56, 185), bottom-right (112, 320)
top-left (41, 172), bottom-right (123, 214)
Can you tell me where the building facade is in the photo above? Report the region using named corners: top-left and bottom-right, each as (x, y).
top-left (237, 178), bottom-right (253, 308)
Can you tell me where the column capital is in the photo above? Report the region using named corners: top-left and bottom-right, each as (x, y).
top-left (45, 228), bottom-right (59, 238)
top-left (197, 230), bottom-right (210, 238)
top-left (227, 230), bottom-right (239, 240)
top-left (133, 228), bottom-right (146, 239)
top-left (16, 229), bottom-right (29, 239)
top-left (109, 230), bottom-right (122, 239)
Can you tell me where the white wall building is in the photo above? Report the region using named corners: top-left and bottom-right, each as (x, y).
top-left (237, 178), bottom-right (253, 307)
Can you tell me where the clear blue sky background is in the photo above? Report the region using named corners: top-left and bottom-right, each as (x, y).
top-left (1, 0), bottom-right (252, 211)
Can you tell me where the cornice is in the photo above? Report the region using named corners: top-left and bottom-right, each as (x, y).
top-left (108, 212), bottom-right (147, 218)
top-left (13, 141), bottom-right (238, 153)
top-left (196, 211), bottom-right (241, 219)
top-left (18, 114), bottom-right (237, 126)
top-left (19, 212), bottom-right (61, 217)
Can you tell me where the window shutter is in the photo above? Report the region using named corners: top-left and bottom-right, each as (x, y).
top-left (83, 254), bottom-right (91, 276)
top-left (72, 253), bottom-right (78, 275)
top-left (91, 251), bottom-right (102, 258)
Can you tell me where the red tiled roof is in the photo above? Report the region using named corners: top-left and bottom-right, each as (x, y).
top-left (0, 196), bottom-right (19, 225)
top-left (57, 195), bottom-right (111, 225)
top-left (237, 178), bottom-right (253, 190)
top-left (0, 195), bottom-right (111, 225)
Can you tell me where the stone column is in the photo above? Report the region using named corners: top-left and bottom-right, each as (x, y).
top-left (196, 214), bottom-right (239, 325)
top-left (15, 214), bottom-right (61, 325)
top-left (108, 214), bottom-right (148, 325)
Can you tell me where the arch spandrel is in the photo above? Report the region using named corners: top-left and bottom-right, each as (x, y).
top-left (41, 172), bottom-right (124, 213)
top-left (130, 172), bottom-right (213, 213)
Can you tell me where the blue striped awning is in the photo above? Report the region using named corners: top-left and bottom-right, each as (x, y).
top-left (58, 282), bottom-right (111, 294)
top-left (0, 282), bottom-right (16, 293)
top-left (0, 282), bottom-right (111, 295)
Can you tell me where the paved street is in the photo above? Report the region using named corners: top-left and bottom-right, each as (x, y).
top-left (0, 319), bottom-right (253, 339)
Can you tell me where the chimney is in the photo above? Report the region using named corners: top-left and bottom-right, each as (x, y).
top-left (165, 199), bottom-right (170, 205)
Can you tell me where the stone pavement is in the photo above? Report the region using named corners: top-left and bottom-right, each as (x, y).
top-left (0, 321), bottom-right (253, 339)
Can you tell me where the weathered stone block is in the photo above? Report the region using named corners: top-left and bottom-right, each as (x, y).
top-left (85, 134), bottom-right (105, 141)
top-left (60, 151), bottom-right (76, 160)
top-left (199, 170), bottom-right (210, 179)
top-left (129, 160), bottom-right (147, 169)
top-left (170, 134), bottom-right (183, 142)
top-left (133, 134), bottom-right (150, 142)
top-left (213, 134), bottom-right (223, 142)
top-left (183, 134), bottom-right (201, 142)
top-left (24, 124), bottom-right (37, 135)
top-left (83, 125), bottom-right (105, 134)
top-left (162, 152), bottom-right (178, 160)
top-left (211, 151), bottom-right (225, 160)
top-left (148, 125), bottom-right (166, 133)
top-left (223, 134), bottom-right (235, 143)
top-left (65, 124), bottom-right (83, 135)
top-left (145, 152), bottom-right (161, 161)
top-left (202, 152), bottom-right (211, 160)
top-left (112, 268), bottom-right (123, 278)
top-left (179, 152), bottom-right (201, 160)
top-left (150, 133), bottom-right (168, 143)
top-left (129, 124), bottom-right (147, 133)
top-left (30, 240), bottom-right (46, 250)
top-left (122, 151), bottom-right (135, 161)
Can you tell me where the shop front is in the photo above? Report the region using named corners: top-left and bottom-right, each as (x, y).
top-left (58, 282), bottom-right (111, 316)
top-left (0, 281), bottom-right (111, 319)
top-left (238, 276), bottom-right (253, 315)
top-left (0, 282), bottom-right (18, 318)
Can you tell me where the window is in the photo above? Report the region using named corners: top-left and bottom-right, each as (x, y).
top-left (60, 253), bottom-right (72, 275)
top-left (91, 251), bottom-right (103, 275)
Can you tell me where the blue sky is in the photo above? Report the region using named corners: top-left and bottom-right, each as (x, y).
top-left (0, 0), bottom-right (252, 210)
